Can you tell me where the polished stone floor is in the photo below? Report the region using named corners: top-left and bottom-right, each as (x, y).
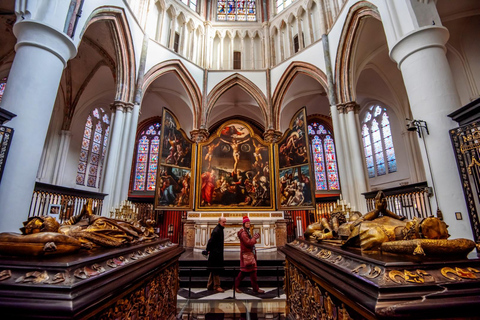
top-left (177, 250), bottom-right (286, 319)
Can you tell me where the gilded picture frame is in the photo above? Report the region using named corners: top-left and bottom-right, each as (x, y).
top-left (195, 120), bottom-right (275, 211)
top-left (154, 108), bottom-right (196, 210)
top-left (275, 107), bottom-right (315, 210)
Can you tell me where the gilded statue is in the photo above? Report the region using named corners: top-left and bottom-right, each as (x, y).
top-left (304, 211), bottom-right (362, 241)
top-left (0, 200), bottom-right (158, 257)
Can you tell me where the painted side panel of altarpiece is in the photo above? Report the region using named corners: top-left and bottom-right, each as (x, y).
top-left (276, 107), bottom-right (315, 210)
top-left (154, 108), bottom-right (196, 210)
top-left (195, 120), bottom-right (275, 211)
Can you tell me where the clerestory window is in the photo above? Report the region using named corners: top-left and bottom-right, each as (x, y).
top-left (217, 1), bottom-right (257, 21)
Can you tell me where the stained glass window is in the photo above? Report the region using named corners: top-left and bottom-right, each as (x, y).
top-left (179, 0), bottom-right (197, 11)
top-left (76, 108), bottom-right (110, 188)
top-left (133, 121), bottom-right (161, 192)
top-left (217, 1), bottom-right (256, 21)
top-left (0, 77), bottom-right (7, 103)
top-left (308, 121), bottom-right (339, 191)
top-left (362, 105), bottom-right (397, 178)
top-left (276, 0), bottom-right (296, 14)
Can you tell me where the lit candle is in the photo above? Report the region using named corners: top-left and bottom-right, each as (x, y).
top-left (352, 206), bottom-right (356, 212)
top-left (340, 194), bottom-right (342, 200)
top-left (337, 200), bottom-right (340, 205)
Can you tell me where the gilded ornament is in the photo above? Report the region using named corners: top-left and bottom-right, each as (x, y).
top-left (441, 267), bottom-right (479, 280)
top-left (0, 269), bottom-right (11, 281)
top-left (16, 270), bottom-right (49, 284)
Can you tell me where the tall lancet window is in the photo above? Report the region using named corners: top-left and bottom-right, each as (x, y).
top-left (276, 0), bottom-right (297, 14)
top-left (132, 120), bottom-right (161, 192)
top-left (179, 0), bottom-right (197, 11)
top-left (217, 1), bottom-right (257, 21)
top-left (308, 120), bottom-right (340, 191)
top-left (0, 77), bottom-right (7, 103)
top-left (76, 108), bottom-right (110, 188)
top-left (362, 105), bottom-right (397, 178)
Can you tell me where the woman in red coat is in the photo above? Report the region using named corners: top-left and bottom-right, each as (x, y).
top-left (234, 216), bottom-right (265, 294)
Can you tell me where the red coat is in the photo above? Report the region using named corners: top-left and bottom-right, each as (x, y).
top-left (238, 228), bottom-right (258, 272)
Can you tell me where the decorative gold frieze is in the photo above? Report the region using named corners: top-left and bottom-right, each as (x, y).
top-left (201, 213), bottom-right (222, 218)
top-left (441, 267), bottom-right (480, 280)
top-left (388, 269), bottom-right (432, 284)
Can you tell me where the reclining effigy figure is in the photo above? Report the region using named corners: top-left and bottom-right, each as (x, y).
top-left (0, 200), bottom-right (158, 257)
top-left (341, 192), bottom-right (476, 256)
top-left (304, 211), bottom-right (362, 241)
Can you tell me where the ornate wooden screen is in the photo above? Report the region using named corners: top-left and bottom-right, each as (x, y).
top-left (450, 122), bottom-right (480, 243)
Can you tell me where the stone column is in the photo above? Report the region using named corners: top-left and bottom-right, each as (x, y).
top-left (250, 35), bottom-right (255, 69)
top-left (220, 34), bottom-right (225, 70)
top-left (330, 105), bottom-right (350, 202)
top-left (52, 130), bottom-right (72, 185)
top-left (275, 219), bottom-right (288, 247)
top-left (390, 26), bottom-right (470, 239)
top-left (113, 103), bottom-right (134, 205)
top-left (183, 220), bottom-right (196, 248)
top-left (0, 20), bottom-right (76, 232)
top-left (296, 15), bottom-right (304, 50)
top-left (337, 105), bottom-right (356, 206)
top-left (168, 14), bottom-right (177, 49)
top-left (240, 33), bottom-right (245, 69)
top-left (262, 22), bottom-right (270, 68)
top-left (306, 8), bottom-right (314, 44)
top-left (101, 101), bottom-right (126, 215)
top-left (230, 34), bottom-right (234, 69)
top-left (345, 102), bottom-right (367, 213)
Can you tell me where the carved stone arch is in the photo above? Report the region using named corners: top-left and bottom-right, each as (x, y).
top-left (297, 5), bottom-right (306, 17)
top-left (226, 29), bottom-right (234, 39)
top-left (205, 74), bottom-right (268, 129)
top-left (335, 1), bottom-right (381, 105)
top-left (177, 12), bottom-right (186, 24)
top-left (272, 61), bottom-right (328, 129)
top-left (287, 12), bottom-right (296, 24)
top-left (306, 0), bottom-right (315, 10)
top-left (155, 0), bottom-right (166, 10)
top-left (166, 4), bottom-right (176, 18)
top-left (81, 6), bottom-right (136, 103)
top-left (142, 60), bottom-right (202, 128)
top-left (307, 113), bottom-right (334, 134)
top-left (187, 18), bottom-right (195, 30)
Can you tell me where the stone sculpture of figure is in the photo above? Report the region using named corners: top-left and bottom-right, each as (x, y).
top-left (304, 211), bottom-right (358, 241)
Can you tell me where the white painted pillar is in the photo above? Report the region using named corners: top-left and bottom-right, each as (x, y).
top-left (113, 103), bottom-right (133, 205)
top-left (52, 130), bottom-right (72, 185)
top-left (345, 103), bottom-right (368, 213)
top-left (250, 36), bottom-right (255, 69)
top-left (262, 22), bottom-right (270, 68)
top-left (220, 34), bottom-right (224, 70)
top-left (101, 101), bottom-right (126, 215)
top-left (390, 26), bottom-right (471, 240)
top-left (279, 29), bottom-right (285, 61)
top-left (240, 35), bottom-right (245, 69)
top-left (120, 103), bottom-right (141, 200)
top-left (306, 9), bottom-right (314, 44)
top-left (0, 20), bottom-right (76, 232)
top-left (169, 14), bottom-right (177, 49)
top-left (330, 105), bottom-right (350, 203)
top-left (337, 107), bottom-right (356, 207)
top-left (297, 16), bottom-right (304, 50)
top-left (230, 35), bottom-right (234, 69)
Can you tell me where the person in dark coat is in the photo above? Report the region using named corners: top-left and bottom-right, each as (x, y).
top-left (206, 216), bottom-right (226, 292)
top-left (234, 216), bottom-right (265, 294)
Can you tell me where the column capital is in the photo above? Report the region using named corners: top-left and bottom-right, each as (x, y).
top-left (337, 102), bottom-right (360, 114)
top-left (110, 100), bottom-right (130, 112)
top-left (390, 26), bottom-right (449, 69)
top-left (263, 129), bottom-right (282, 143)
top-left (13, 20), bottom-right (77, 68)
top-left (190, 128), bottom-right (209, 143)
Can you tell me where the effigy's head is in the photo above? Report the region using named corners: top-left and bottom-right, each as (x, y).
top-left (20, 216), bottom-right (60, 235)
top-left (421, 216), bottom-right (449, 239)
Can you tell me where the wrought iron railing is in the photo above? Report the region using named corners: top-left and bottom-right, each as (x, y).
top-left (362, 182), bottom-right (433, 220)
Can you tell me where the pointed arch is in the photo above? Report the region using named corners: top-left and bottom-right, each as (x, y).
top-left (335, 1), bottom-right (381, 104)
top-left (271, 61), bottom-right (328, 129)
top-left (81, 7), bottom-right (136, 103)
top-left (143, 59), bottom-right (202, 128)
top-left (205, 73), bottom-right (268, 128)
